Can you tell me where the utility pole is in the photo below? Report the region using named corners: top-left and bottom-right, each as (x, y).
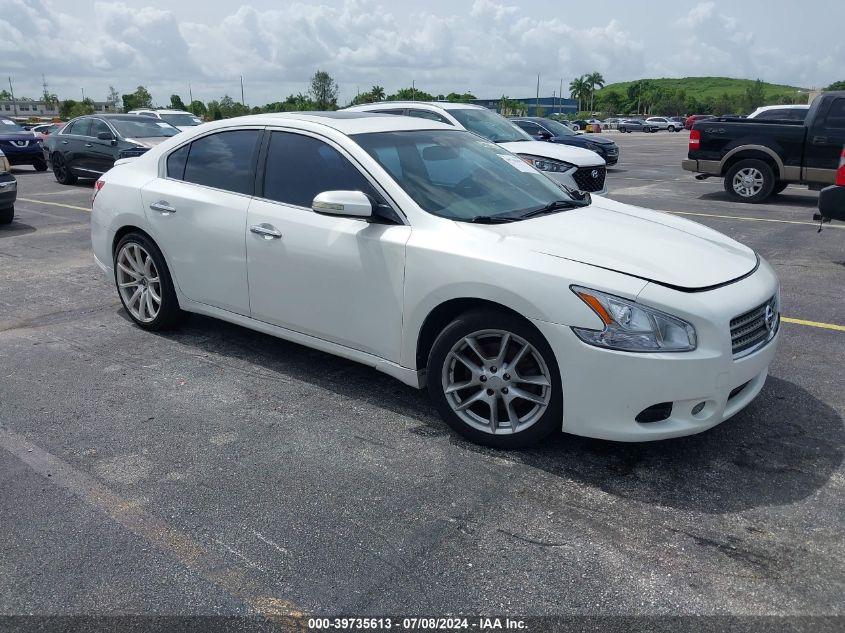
top-left (81, 87), bottom-right (85, 102)
top-left (535, 74), bottom-right (540, 115)
top-left (188, 83), bottom-right (194, 113)
top-left (8, 77), bottom-right (17, 117)
top-left (412, 79), bottom-right (415, 100)
top-left (240, 75), bottom-right (245, 106)
top-left (559, 78), bottom-right (563, 116)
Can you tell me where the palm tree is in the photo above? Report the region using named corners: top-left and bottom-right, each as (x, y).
top-left (569, 75), bottom-right (588, 112)
top-left (370, 85), bottom-right (385, 102)
top-left (585, 71), bottom-right (605, 112)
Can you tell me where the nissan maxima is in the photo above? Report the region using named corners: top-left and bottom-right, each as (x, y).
top-left (91, 112), bottom-right (780, 448)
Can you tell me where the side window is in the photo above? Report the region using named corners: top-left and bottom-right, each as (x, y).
top-left (89, 119), bottom-right (111, 138)
top-left (515, 121), bottom-right (542, 135)
top-left (263, 132), bottom-right (378, 208)
top-left (72, 119), bottom-right (92, 137)
top-left (408, 109), bottom-right (452, 124)
top-left (166, 145), bottom-right (190, 180)
top-left (825, 99), bottom-right (845, 129)
top-left (62, 121), bottom-right (77, 135)
top-left (182, 130), bottom-right (260, 195)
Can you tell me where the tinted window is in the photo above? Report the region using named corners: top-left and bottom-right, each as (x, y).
top-left (111, 119), bottom-right (180, 138)
top-left (68, 119), bottom-right (91, 137)
top-left (825, 99), bottom-right (845, 129)
top-left (160, 113), bottom-right (203, 127)
top-left (167, 145), bottom-right (190, 180)
top-left (448, 108), bottom-right (532, 143)
top-left (408, 109), bottom-right (452, 124)
top-left (263, 132), bottom-right (377, 208)
top-left (89, 119), bottom-right (111, 138)
top-left (514, 121), bottom-right (543, 135)
top-left (183, 130), bottom-right (260, 195)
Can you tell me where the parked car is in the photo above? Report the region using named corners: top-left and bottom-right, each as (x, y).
top-left (91, 112), bottom-right (780, 448)
top-left (645, 117), bottom-right (682, 132)
top-left (511, 117), bottom-right (619, 165)
top-left (0, 115), bottom-right (47, 171)
top-left (44, 114), bottom-right (180, 185)
top-left (602, 118), bottom-right (620, 129)
top-left (568, 119), bottom-right (590, 131)
top-left (0, 149), bottom-right (17, 224)
top-left (127, 109), bottom-right (204, 131)
top-left (684, 114), bottom-right (715, 130)
top-left (747, 105), bottom-right (810, 121)
top-left (345, 102), bottom-right (608, 193)
top-left (682, 91), bottom-right (845, 202)
top-left (31, 122), bottom-right (65, 137)
top-left (618, 119), bottom-right (658, 133)
top-left (815, 146), bottom-right (845, 224)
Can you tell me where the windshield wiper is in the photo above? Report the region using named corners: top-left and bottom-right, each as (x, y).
top-left (519, 200), bottom-right (580, 219)
top-left (467, 215), bottom-right (520, 224)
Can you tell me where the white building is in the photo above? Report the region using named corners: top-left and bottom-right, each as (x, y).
top-left (0, 100), bottom-right (122, 119)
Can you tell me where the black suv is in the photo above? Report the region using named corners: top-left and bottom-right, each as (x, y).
top-left (511, 117), bottom-right (619, 165)
top-left (43, 114), bottom-right (180, 184)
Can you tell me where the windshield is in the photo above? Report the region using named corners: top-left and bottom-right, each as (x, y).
top-left (353, 129), bottom-right (587, 222)
top-left (538, 119), bottom-right (576, 137)
top-left (111, 119), bottom-right (181, 139)
top-left (159, 113), bottom-right (203, 127)
top-left (448, 108), bottom-right (532, 143)
top-left (0, 118), bottom-right (25, 132)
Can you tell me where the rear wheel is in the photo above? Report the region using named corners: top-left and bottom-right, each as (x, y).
top-left (0, 207), bottom-right (13, 225)
top-left (114, 232), bottom-right (185, 331)
top-left (427, 309), bottom-right (562, 448)
top-left (51, 152), bottom-right (77, 185)
top-left (33, 157), bottom-right (48, 172)
top-left (724, 159), bottom-right (775, 203)
top-left (667, 125), bottom-right (676, 132)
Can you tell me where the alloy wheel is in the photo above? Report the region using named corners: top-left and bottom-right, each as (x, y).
top-left (441, 329), bottom-right (552, 435)
top-left (732, 167), bottom-right (765, 198)
top-left (116, 243), bottom-right (162, 323)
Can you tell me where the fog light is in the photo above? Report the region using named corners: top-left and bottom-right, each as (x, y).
top-left (691, 401), bottom-right (706, 415)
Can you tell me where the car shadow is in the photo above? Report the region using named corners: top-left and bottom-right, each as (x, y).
top-left (0, 221), bottom-right (36, 237)
top-left (697, 190), bottom-right (819, 208)
top-left (137, 312), bottom-right (842, 515)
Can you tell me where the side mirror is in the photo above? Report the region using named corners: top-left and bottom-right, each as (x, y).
top-left (312, 190), bottom-right (373, 219)
top-left (97, 131), bottom-right (115, 141)
top-left (818, 184), bottom-right (845, 223)
top-left (538, 131), bottom-right (553, 140)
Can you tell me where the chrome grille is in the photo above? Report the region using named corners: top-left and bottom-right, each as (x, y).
top-left (572, 166), bottom-right (606, 192)
top-left (730, 295), bottom-right (778, 357)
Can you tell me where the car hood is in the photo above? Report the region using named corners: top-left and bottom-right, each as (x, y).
top-left (499, 140), bottom-right (604, 166)
top-left (0, 131), bottom-right (37, 141)
top-left (457, 195), bottom-right (757, 290)
top-left (554, 135), bottom-right (615, 147)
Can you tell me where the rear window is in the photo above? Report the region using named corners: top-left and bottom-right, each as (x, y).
top-left (181, 130), bottom-right (260, 195)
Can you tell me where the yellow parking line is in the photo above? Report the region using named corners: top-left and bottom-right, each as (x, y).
top-left (782, 317), bottom-right (845, 332)
top-left (18, 197), bottom-right (90, 212)
top-left (665, 210), bottom-right (844, 228)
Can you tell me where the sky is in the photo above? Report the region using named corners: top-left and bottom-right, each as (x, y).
top-left (2, 0), bottom-right (842, 107)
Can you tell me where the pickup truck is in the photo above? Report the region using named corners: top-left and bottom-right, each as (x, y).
top-left (682, 91), bottom-right (845, 203)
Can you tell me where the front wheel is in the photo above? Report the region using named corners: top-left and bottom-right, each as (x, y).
top-left (51, 152), bottom-right (77, 185)
top-left (33, 157), bottom-right (48, 172)
top-left (0, 207), bottom-right (13, 225)
top-left (724, 159), bottom-right (775, 203)
top-left (668, 125), bottom-right (676, 132)
top-left (114, 232), bottom-right (185, 331)
top-left (427, 310), bottom-right (562, 448)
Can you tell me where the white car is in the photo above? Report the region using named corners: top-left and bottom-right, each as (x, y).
top-left (645, 117), bottom-right (682, 132)
top-left (91, 112), bottom-right (780, 448)
top-left (344, 101), bottom-right (607, 195)
top-left (746, 105), bottom-right (810, 121)
top-left (127, 109), bottom-right (204, 131)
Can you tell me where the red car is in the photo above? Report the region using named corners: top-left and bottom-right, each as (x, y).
top-left (684, 114), bottom-right (715, 130)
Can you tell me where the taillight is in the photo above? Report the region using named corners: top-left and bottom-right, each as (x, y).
top-left (689, 129), bottom-right (701, 151)
top-left (836, 148), bottom-right (845, 186)
top-left (92, 180), bottom-right (105, 204)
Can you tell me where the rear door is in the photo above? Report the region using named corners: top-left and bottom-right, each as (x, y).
top-left (140, 128), bottom-right (262, 316)
top-left (805, 96), bottom-right (845, 183)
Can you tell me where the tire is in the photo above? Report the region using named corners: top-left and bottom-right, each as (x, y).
top-left (572, 124), bottom-right (580, 131)
top-left (772, 181), bottom-right (789, 195)
top-left (33, 157), bottom-right (48, 172)
top-left (723, 159), bottom-right (776, 203)
top-left (51, 152), bottom-right (77, 185)
top-left (0, 207), bottom-right (12, 225)
top-left (113, 232), bottom-right (185, 331)
top-left (427, 309), bottom-right (562, 448)
top-left (668, 126), bottom-right (676, 132)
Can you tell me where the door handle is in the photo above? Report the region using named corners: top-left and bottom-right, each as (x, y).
top-left (61, 140), bottom-right (68, 144)
top-left (250, 223), bottom-right (282, 239)
top-left (85, 143), bottom-right (93, 148)
top-left (813, 136), bottom-right (829, 144)
top-left (149, 201), bottom-right (176, 214)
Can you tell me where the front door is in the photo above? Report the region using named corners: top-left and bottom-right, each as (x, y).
top-left (86, 118), bottom-right (119, 174)
top-left (246, 131), bottom-right (409, 362)
top-left (805, 96), bottom-right (845, 182)
top-left (140, 129), bottom-right (262, 316)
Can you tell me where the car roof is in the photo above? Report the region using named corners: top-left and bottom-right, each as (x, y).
top-left (75, 114), bottom-right (167, 121)
top-left (129, 109), bottom-right (195, 115)
top-left (347, 101), bottom-right (485, 112)
top-left (204, 111), bottom-right (456, 135)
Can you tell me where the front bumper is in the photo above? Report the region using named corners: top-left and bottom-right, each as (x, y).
top-left (531, 263), bottom-right (780, 441)
top-left (0, 175), bottom-right (17, 209)
top-left (547, 167), bottom-right (608, 196)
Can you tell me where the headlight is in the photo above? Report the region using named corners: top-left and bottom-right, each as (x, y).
top-left (571, 286), bottom-right (697, 352)
top-left (518, 155), bottom-right (575, 173)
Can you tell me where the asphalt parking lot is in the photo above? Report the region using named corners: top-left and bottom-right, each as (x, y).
top-left (1, 131), bottom-right (843, 631)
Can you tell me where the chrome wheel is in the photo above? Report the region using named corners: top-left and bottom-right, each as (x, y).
top-left (116, 243), bottom-right (161, 323)
top-left (732, 167), bottom-right (765, 198)
top-left (441, 329), bottom-right (552, 435)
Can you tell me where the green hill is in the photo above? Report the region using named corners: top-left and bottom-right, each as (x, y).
top-left (597, 77), bottom-right (806, 101)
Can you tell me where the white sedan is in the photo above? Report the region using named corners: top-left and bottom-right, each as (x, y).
top-left (91, 112), bottom-right (780, 448)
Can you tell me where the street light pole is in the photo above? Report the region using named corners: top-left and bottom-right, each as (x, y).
top-left (8, 77), bottom-right (17, 117)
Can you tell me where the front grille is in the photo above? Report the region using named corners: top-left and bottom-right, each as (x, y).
top-left (572, 165), bottom-right (606, 192)
top-left (730, 295), bottom-right (778, 357)
top-left (606, 148), bottom-right (619, 155)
